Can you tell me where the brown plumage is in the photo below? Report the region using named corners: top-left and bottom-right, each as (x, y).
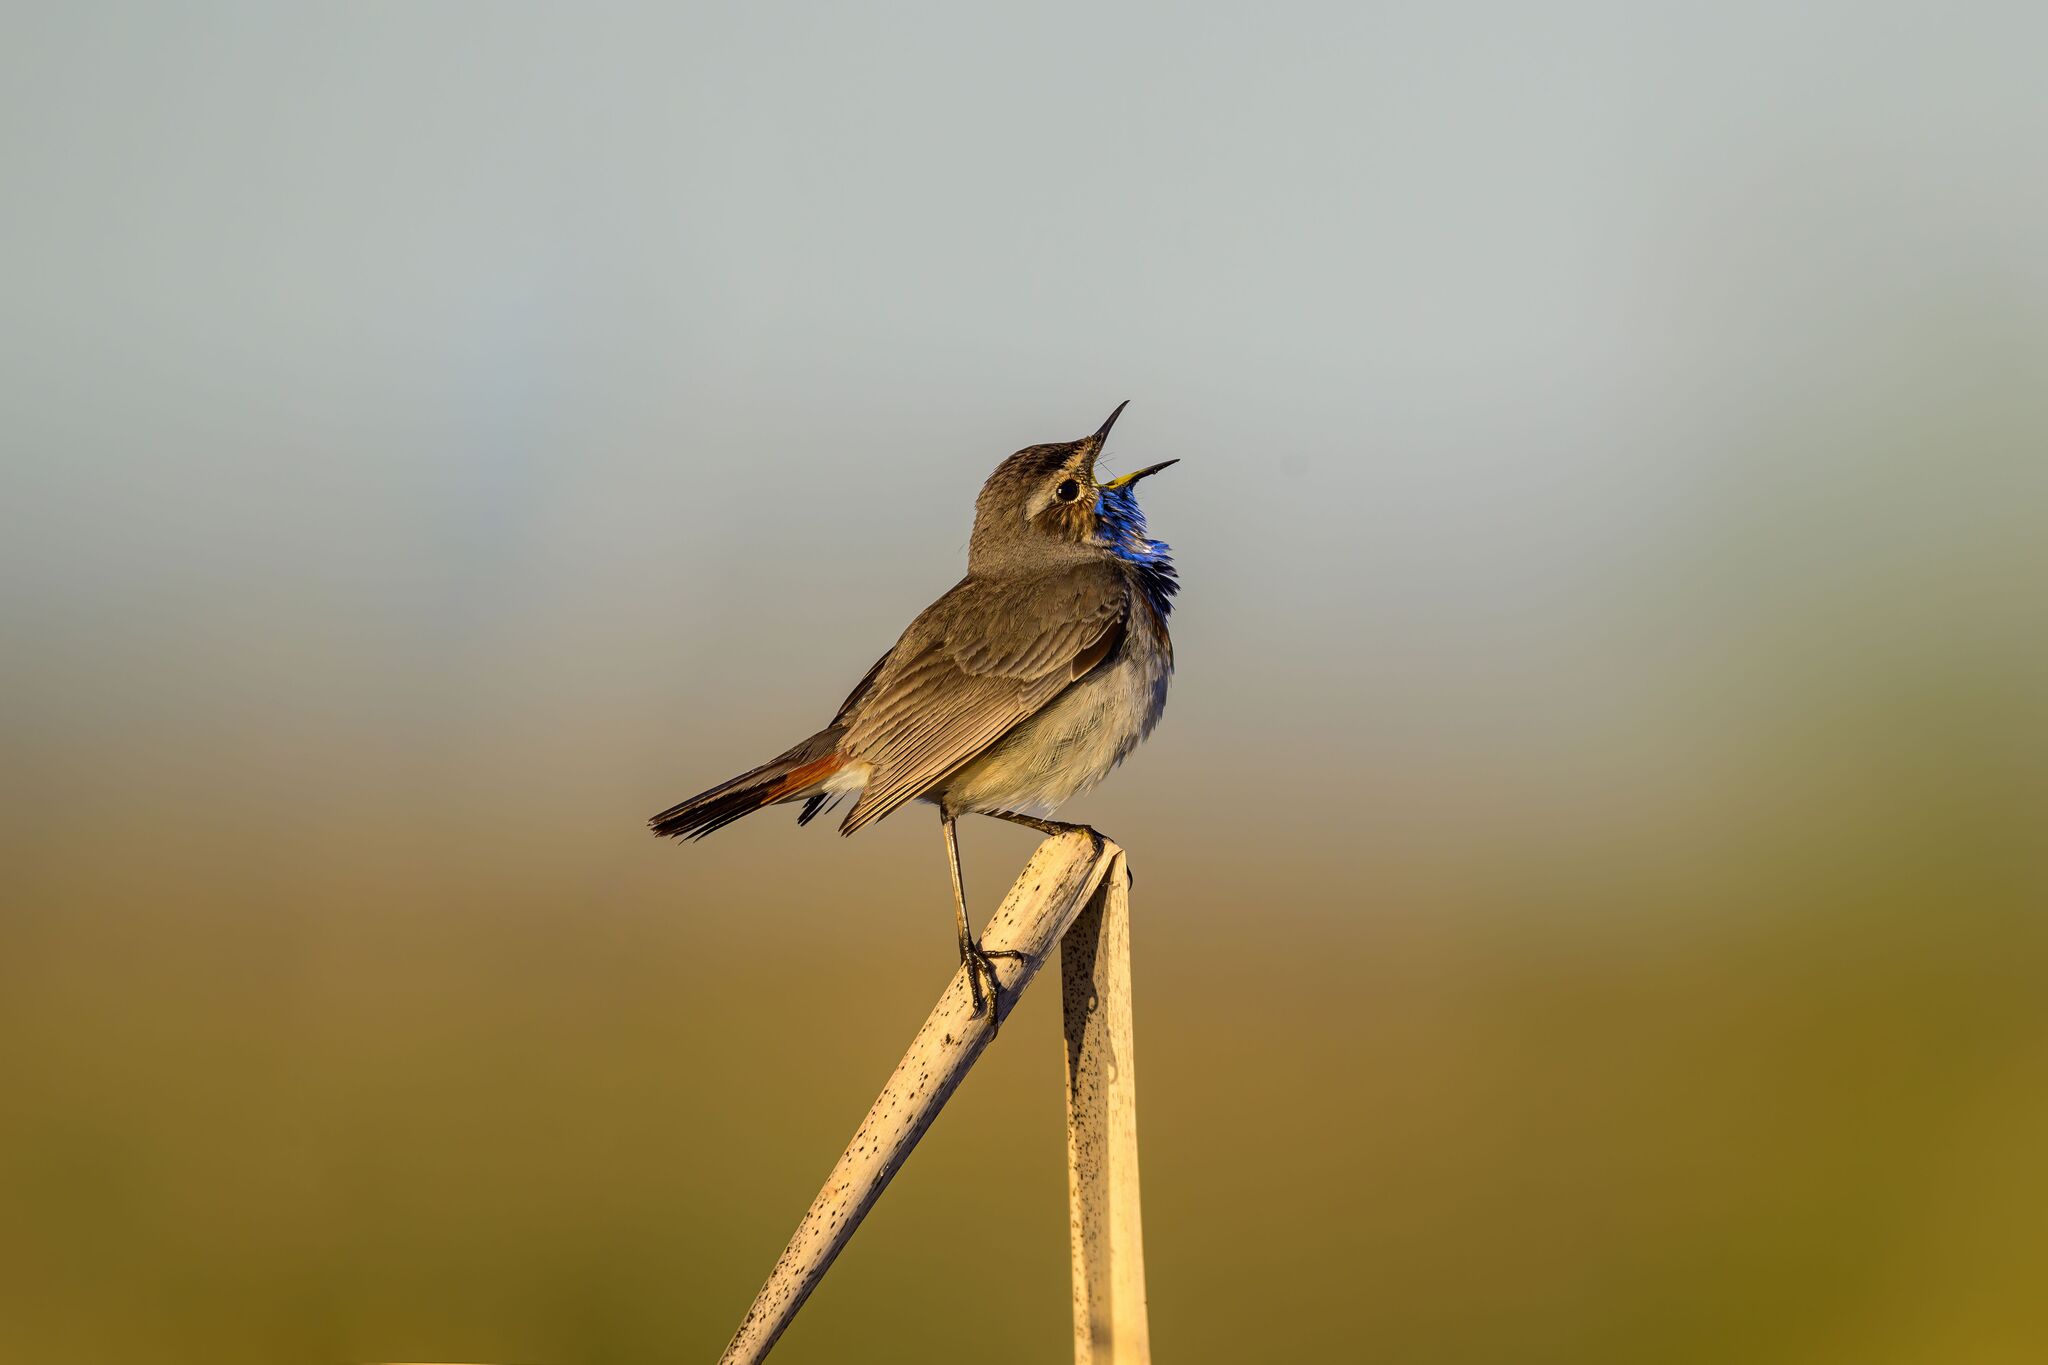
top-left (835, 564), bottom-right (1129, 832)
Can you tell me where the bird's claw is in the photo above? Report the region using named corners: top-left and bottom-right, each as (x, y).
top-left (961, 939), bottom-right (1028, 1033)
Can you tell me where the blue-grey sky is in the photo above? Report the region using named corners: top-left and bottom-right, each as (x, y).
top-left (4, 0), bottom-right (2044, 899)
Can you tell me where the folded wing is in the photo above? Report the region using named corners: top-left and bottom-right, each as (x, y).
top-left (837, 567), bottom-right (1127, 833)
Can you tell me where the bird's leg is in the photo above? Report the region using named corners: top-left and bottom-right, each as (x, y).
top-left (942, 814), bottom-right (1025, 1032)
top-left (941, 814), bottom-right (980, 1010)
top-left (982, 808), bottom-right (1092, 839)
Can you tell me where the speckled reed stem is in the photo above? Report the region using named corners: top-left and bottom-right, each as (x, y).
top-left (1061, 850), bottom-right (1151, 1363)
top-left (718, 828), bottom-right (1132, 1365)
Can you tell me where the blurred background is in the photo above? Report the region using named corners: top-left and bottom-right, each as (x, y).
top-left (4, 3), bottom-right (2045, 1362)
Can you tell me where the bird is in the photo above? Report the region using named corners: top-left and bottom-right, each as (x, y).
top-left (649, 401), bottom-right (1177, 1027)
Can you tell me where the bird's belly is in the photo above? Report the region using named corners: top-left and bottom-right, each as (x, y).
top-left (935, 636), bottom-right (1169, 818)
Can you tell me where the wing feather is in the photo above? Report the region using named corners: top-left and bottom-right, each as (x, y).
top-left (838, 568), bottom-right (1126, 832)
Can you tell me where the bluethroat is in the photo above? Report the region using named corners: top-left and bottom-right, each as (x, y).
top-left (650, 402), bottom-right (1177, 1027)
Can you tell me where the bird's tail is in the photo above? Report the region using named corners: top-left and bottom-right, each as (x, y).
top-left (648, 729), bottom-right (849, 841)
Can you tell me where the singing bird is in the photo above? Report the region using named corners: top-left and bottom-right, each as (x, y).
top-left (649, 402), bottom-right (1177, 1024)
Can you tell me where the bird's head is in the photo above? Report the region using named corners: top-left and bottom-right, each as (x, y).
top-left (969, 401), bottom-right (1177, 572)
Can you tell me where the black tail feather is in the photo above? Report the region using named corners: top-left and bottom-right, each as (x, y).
top-left (795, 791), bottom-right (850, 826)
top-left (648, 729), bottom-right (842, 841)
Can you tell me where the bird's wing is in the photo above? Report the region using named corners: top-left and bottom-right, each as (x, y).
top-left (837, 567), bottom-right (1127, 833)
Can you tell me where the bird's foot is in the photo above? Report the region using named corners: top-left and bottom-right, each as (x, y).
top-left (960, 937), bottom-right (1029, 1032)
top-left (984, 809), bottom-right (1094, 840)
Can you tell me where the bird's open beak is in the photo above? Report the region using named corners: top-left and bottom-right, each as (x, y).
top-left (1085, 400), bottom-right (1175, 487)
top-left (1102, 459), bottom-right (1178, 489)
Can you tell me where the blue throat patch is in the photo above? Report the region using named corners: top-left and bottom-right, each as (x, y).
top-left (1095, 484), bottom-right (1178, 620)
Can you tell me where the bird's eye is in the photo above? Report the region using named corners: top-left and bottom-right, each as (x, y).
top-left (1055, 479), bottom-right (1082, 503)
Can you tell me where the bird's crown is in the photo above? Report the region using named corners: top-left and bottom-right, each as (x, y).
top-left (967, 401), bottom-right (1177, 578)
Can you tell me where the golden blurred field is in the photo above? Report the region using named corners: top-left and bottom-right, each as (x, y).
top-left (7, 580), bottom-right (2044, 1363)
top-left (5, 3), bottom-right (2047, 1362)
